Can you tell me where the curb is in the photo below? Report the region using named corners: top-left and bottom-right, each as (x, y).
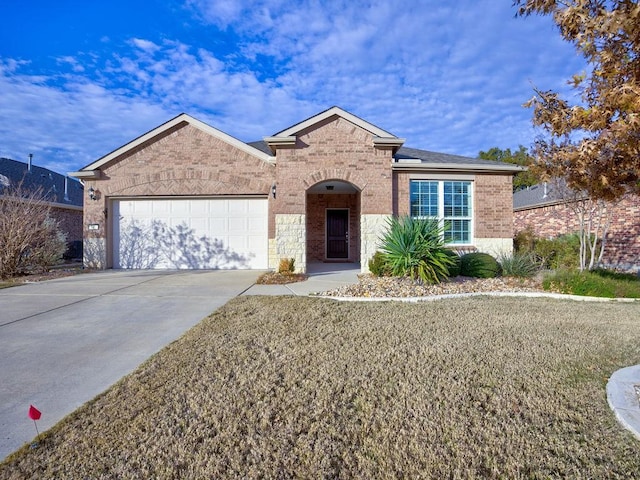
top-left (607, 365), bottom-right (640, 441)
top-left (316, 291), bottom-right (640, 303)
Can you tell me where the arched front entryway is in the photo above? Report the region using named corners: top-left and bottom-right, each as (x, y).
top-left (306, 180), bottom-right (361, 264)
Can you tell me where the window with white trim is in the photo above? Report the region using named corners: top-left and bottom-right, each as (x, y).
top-left (410, 180), bottom-right (473, 244)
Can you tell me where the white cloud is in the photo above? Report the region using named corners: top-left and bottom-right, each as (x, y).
top-left (0, 0), bottom-right (590, 174)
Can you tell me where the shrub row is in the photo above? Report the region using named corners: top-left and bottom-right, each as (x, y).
top-left (370, 250), bottom-right (509, 281)
top-left (543, 268), bottom-right (640, 298)
top-left (515, 228), bottom-right (581, 269)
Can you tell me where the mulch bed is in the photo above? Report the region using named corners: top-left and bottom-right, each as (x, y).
top-left (320, 274), bottom-right (545, 298)
top-left (256, 272), bottom-right (309, 284)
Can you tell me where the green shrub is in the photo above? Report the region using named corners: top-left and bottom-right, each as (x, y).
top-left (590, 268), bottom-right (639, 282)
top-left (514, 230), bottom-right (582, 270)
top-left (498, 252), bottom-right (539, 278)
top-left (460, 252), bottom-right (502, 278)
top-left (443, 249), bottom-right (461, 277)
top-left (542, 268), bottom-right (640, 298)
top-left (514, 227), bottom-right (536, 253)
top-left (379, 216), bottom-right (454, 284)
top-left (368, 251), bottom-right (391, 277)
top-left (534, 233), bottom-right (581, 269)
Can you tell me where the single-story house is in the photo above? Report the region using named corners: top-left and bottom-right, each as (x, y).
top-left (1, 157), bottom-right (84, 258)
top-left (514, 183), bottom-right (640, 272)
top-left (70, 106), bottom-right (522, 272)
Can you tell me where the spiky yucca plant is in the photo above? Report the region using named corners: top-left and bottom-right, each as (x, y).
top-left (379, 216), bottom-right (454, 284)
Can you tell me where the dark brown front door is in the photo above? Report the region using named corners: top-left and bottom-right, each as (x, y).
top-left (326, 209), bottom-right (349, 259)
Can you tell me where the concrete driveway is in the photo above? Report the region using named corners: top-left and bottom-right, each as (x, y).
top-left (0, 269), bottom-right (260, 460)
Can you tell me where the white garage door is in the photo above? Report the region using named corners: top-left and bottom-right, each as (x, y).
top-left (112, 197), bottom-right (268, 269)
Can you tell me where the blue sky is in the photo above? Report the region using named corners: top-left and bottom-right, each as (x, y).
top-left (0, 0), bottom-right (585, 175)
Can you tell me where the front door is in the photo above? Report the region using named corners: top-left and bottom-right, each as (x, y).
top-left (326, 209), bottom-right (349, 259)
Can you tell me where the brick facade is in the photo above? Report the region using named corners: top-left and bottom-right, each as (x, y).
top-left (76, 109), bottom-right (519, 271)
top-left (273, 116), bottom-right (393, 216)
top-left (306, 193), bottom-right (359, 262)
top-left (514, 194), bottom-right (640, 271)
top-left (270, 116), bottom-right (394, 270)
top-left (394, 172), bottom-right (514, 241)
top-left (51, 206), bottom-right (83, 244)
top-left (83, 122), bottom-right (275, 268)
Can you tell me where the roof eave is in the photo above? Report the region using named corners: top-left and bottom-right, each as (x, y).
top-left (514, 199), bottom-right (566, 211)
top-left (68, 170), bottom-right (101, 179)
top-left (77, 113), bottom-right (275, 173)
top-left (392, 162), bottom-right (525, 174)
top-left (373, 137), bottom-right (406, 153)
top-left (274, 106), bottom-right (397, 138)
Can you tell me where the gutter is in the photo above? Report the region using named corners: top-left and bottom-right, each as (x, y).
top-left (392, 161), bottom-right (525, 174)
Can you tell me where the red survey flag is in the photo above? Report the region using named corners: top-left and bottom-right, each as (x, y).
top-left (28, 405), bottom-right (41, 421)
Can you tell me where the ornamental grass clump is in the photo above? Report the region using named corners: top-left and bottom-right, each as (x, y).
top-left (378, 216), bottom-right (454, 284)
top-left (498, 251), bottom-right (539, 278)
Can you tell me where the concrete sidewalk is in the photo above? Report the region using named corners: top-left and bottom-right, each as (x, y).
top-left (243, 262), bottom-right (361, 296)
top-left (0, 269), bottom-right (260, 460)
top-left (607, 365), bottom-right (640, 441)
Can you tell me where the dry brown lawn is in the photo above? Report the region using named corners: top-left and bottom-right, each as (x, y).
top-left (2, 296), bottom-right (639, 479)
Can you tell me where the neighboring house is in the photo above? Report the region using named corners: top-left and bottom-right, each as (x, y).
top-left (514, 183), bottom-right (640, 272)
top-left (0, 157), bottom-right (84, 257)
top-left (70, 107), bottom-right (522, 272)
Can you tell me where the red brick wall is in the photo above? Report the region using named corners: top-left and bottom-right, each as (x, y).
top-left (394, 172), bottom-right (514, 240)
top-left (306, 193), bottom-right (359, 261)
top-left (474, 175), bottom-right (514, 238)
top-left (51, 206), bottom-right (83, 243)
top-left (84, 122), bottom-right (276, 247)
top-left (514, 194), bottom-right (640, 270)
top-left (273, 116), bottom-right (394, 217)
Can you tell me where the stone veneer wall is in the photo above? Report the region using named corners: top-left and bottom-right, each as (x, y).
top-left (83, 237), bottom-right (107, 269)
top-left (515, 194), bottom-right (640, 271)
top-left (474, 238), bottom-right (513, 257)
top-left (275, 214), bottom-right (306, 273)
top-left (360, 214), bottom-right (391, 272)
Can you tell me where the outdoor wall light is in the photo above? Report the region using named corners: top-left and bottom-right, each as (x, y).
top-left (88, 186), bottom-right (97, 201)
top-left (271, 184), bottom-right (276, 199)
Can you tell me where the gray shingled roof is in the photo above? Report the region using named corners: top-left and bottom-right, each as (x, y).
top-left (395, 146), bottom-right (518, 167)
top-left (513, 182), bottom-right (566, 209)
top-left (0, 157), bottom-right (84, 207)
top-left (246, 141), bottom-right (520, 170)
top-left (247, 140), bottom-right (273, 155)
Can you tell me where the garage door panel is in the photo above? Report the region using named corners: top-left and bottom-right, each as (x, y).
top-left (113, 198), bottom-right (268, 270)
top-left (151, 200), bottom-right (171, 215)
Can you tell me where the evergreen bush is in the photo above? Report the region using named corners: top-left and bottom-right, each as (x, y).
top-left (460, 252), bottom-right (502, 278)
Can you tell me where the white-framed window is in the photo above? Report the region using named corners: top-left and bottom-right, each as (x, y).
top-left (409, 180), bottom-right (473, 245)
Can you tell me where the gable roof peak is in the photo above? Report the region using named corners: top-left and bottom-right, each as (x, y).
top-left (272, 106), bottom-right (398, 139)
top-left (71, 112), bottom-right (274, 175)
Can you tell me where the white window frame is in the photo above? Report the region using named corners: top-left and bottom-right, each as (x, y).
top-left (409, 179), bottom-right (474, 246)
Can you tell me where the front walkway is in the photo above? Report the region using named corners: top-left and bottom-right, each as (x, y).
top-left (242, 262), bottom-right (361, 296)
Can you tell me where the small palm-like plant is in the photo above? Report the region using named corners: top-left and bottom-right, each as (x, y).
top-left (379, 216), bottom-right (454, 284)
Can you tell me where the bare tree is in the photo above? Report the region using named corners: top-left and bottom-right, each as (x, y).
top-left (551, 179), bottom-right (615, 271)
top-left (0, 181), bottom-right (67, 279)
